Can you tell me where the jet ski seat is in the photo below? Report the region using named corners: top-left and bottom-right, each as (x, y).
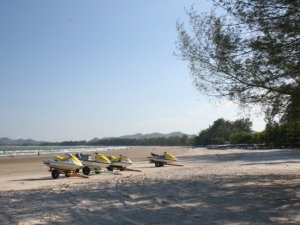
top-left (55, 155), bottom-right (68, 161)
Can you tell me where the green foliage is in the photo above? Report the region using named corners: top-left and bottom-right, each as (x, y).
top-left (176, 0), bottom-right (300, 123)
top-left (38, 136), bottom-right (193, 147)
top-left (265, 120), bottom-right (300, 148)
top-left (230, 131), bottom-right (254, 144)
top-left (211, 136), bottom-right (225, 145)
top-left (252, 131), bottom-right (265, 144)
top-left (193, 117), bottom-right (254, 146)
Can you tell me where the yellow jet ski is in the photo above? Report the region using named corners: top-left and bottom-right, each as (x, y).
top-left (148, 152), bottom-right (181, 167)
top-left (43, 154), bottom-right (84, 179)
top-left (75, 153), bottom-right (111, 175)
top-left (106, 155), bottom-right (133, 171)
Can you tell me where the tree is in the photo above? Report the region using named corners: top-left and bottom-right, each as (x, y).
top-left (193, 117), bottom-right (253, 145)
top-left (265, 120), bottom-right (300, 148)
top-left (230, 131), bottom-right (254, 144)
top-left (176, 0), bottom-right (300, 123)
top-left (232, 118), bottom-right (252, 133)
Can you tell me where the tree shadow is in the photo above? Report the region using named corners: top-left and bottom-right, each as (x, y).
top-left (1, 173), bottom-right (299, 225)
top-left (11, 176), bottom-right (62, 181)
top-left (178, 149), bottom-right (300, 165)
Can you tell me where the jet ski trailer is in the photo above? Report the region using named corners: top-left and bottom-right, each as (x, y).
top-left (75, 153), bottom-right (112, 175)
top-left (148, 152), bottom-right (183, 167)
top-left (43, 154), bottom-right (88, 179)
top-left (106, 155), bottom-right (141, 172)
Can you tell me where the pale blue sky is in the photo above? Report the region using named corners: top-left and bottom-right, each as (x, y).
top-left (0, 0), bottom-right (265, 141)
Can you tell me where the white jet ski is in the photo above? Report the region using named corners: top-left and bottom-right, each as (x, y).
top-left (43, 154), bottom-right (84, 179)
top-left (75, 152), bottom-right (111, 175)
top-left (106, 155), bottom-right (133, 171)
top-left (148, 152), bottom-right (180, 167)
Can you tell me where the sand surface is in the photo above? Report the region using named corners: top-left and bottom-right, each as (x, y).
top-left (0, 146), bottom-right (300, 225)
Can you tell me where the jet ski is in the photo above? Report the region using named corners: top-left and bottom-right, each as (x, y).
top-left (106, 155), bottom-right (133, 171)
top-left (75, 152), bottom-right (111, 175)
top-left (148, 152), bottom-right (181, 167)
top-left (43, 154), bottom-right (84, 179)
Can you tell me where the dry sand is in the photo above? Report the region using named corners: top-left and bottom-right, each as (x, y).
top-left (0, 146), bottom-right (300, 225)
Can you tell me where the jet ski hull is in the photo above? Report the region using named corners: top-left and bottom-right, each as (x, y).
top-left (81, 160), bottom-right (110, 169)
top-left (148, 157), bottom-right (174, 163)
top-left (106, 155), bottom-right (133, 171)
top-left (76, 153), bottom-right (111, 175)
top-left (43, 159), bottom-right (82, 171)
top-left (148, 152), bottom-right (178, 167)
top-left (43, 154), bottom-right (85, 179)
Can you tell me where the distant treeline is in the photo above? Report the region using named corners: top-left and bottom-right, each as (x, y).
top-left (39, 135), bottom-right (193, 147)
top-left (193, 118), bottom-right (300, 148)
top-left (29, 118), bottom-right (300, 148)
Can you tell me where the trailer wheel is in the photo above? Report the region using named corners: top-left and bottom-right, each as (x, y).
top-left (65, 173), bottom-right (71, 177)
top-left (51, 169), bottom-right (60, 179)
top-left (107, 166), bottom-right (113, 171)
top-left (82, 166), bottom-right (91, 175)
top-left (155, 162), bottom-right (162, 167)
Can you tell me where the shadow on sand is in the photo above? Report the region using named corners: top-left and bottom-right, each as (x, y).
top-left (179, 149), bottom-right (300, 165)
top-left (1, 172), bottom-right (299, 225)
top-left (11, 176), bottom-right (66, 182)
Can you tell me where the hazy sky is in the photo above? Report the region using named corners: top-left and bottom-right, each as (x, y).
top-left (0, 0), bottom-right (265, 141)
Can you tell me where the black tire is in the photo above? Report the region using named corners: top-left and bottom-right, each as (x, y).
top-left (51, 169), bottom-right (60, 179)
top-left (82, 166), bottom-right (91, 175)
top-left (155, 162), bottom-right (162, 167)
top-left (107, 166), bottom-right (113, 171)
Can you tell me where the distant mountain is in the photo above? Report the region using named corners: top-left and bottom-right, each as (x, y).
top-left (0, 137), bottom-right (43, 146)
top-left (89, 132), bottom-right (192, 142)
top-left (88, 137), bottom-right (101, 144)
top-left (0, 132), bottom-right (194, 146)
top-left (119, 132), bottom-right (193, 140)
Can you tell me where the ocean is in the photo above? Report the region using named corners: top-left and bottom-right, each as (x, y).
top-left (0, 146), bottom-right (127, 157)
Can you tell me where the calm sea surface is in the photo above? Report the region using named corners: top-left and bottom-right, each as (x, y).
top-left (0, 146), bottom-right (126, 157)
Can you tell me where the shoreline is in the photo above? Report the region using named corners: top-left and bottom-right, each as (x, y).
top-left (0, 145), bottom-right (130, 158)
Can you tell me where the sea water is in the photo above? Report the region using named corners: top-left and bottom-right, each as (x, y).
top-left (0, 146), bottom-right (127, 157)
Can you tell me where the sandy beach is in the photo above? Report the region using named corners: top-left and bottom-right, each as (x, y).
top-left (0, 146), bottom-right (300, 225)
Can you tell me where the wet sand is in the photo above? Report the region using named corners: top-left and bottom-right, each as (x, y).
top-left (0, 146), bottom-right (300, 224)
